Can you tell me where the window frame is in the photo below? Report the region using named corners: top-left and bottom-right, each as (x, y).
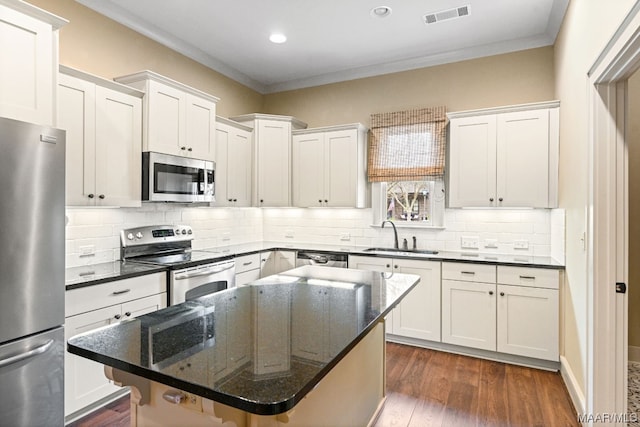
top-left (371, 181), bottom-right (446, 229)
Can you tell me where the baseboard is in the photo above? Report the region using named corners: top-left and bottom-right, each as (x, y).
top-left (560, 355), bottom-right (585, 416)
top-left (629, 345), bottom-right (640, 362)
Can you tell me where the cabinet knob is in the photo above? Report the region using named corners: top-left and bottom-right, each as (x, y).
top-left (228, 198), bottom-right (233, 202)
top-left (318, 199), bottom-right (322, 203)
top-left (98, 194), bottom-right (105, 200)
top-left (88, 194), bottom-right (95, 199)
top-left (324, 199), bottom-right (328, 203)
top-left (489, 197), bottom-right (494, 202)
top-left (125, 311), bottom-right (131, 317)
top-left (500, 292), bottom-right (505, 297)
top-left (233, 199), bottom-right (237, 202)
top-left (394, 265), bottom-right (398, 269)
top-left (188, 147), bottom-right (193, 152)
top-left (181, 146), bottom-right (186, 151)
top-left (489, 291), bottom-right (494, 296)
top-left (498, 197), bottom-right (503, 202)
top-left (386, 264), bottom-right (390, 268)
top-left (260, 199), bottom-right (264, 203)
top-left (114, 314), bottom-right (121, 320)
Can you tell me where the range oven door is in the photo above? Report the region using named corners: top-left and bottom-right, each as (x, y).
top-left (170, 260), bottom-right (235, 305)
top-left (142, 151), bottom-right (215, 203)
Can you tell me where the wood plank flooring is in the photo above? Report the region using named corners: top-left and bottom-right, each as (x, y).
top-left (68, 343), bottom-right (578, 427)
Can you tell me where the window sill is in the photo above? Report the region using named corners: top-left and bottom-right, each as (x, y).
top-left (370, 223), bottom-right (445, 230)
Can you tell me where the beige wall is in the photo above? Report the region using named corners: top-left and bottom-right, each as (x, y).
top-left (29, 0), bottom-right (263, 117)
top-left (263, 47), bottom-right (555, 127)
top-left (554, 0), bottom-right (636, 400)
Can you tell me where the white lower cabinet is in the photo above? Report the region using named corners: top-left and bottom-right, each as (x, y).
top-left (260, 250), bottom-right (296, 278)
top-left (64, 273), bottom-right (167, 418)
top-left (441, 262), bottom-right (559, 361)
top-left (348, 255), bottom-right (440, 341)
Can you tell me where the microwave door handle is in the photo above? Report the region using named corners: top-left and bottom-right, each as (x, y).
top-left (174, 264), bottom-right (234, 280)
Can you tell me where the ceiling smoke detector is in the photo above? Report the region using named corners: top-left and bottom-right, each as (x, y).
top-left (424, 5), bottom-right (470, 25)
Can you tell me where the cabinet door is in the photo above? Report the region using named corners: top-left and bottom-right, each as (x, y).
top-left (291, 286), bottom-right (327, 362)
top-left (496, 284), bottom-right (558, 361)
top-left (393, 259), bottom-right (441, 341)
top-left (496, 109), bottom-right (549, 207)
top-left (0, 4), bottom-right (54, 125)
top-left (94, 86), bottom-right (142, 207)
top-left (57, 74), bottom-right (96, 206)
top-left (348, 256), bottom-right (394, 332)
top-left (213, 123), bottom-right (231, 206)
top-left (226, 291), bottom-right (251, 371)
top-left (64, 305), bottom-right (121, 416)
top-left (259, 251), bottom-right (277, 278)
top-left (325, 129), bottom-right (358, 207)
top-left (292, 132), bottom-right (325, 207)
top-left (227, 127), bottom-right (253, 206)
top-left (275, 251), bottom-right (296, 273)
top-left (185, 94), bottom-right (215, 161)
top-left (256, 119), bottom-right (291, 206)
top-left (121, 294), bottom-right (166, 319)
top-left (146, 80), bottom-right (184, 156)
top-left (441, 279), bottom-right (496, 351)
top-left (235, 269), bottom-right (261, 286)
top-left (448, 115), bottom-right (497, 207)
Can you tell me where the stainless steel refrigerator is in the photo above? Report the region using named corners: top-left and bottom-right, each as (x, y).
top-left (0, 117), bottom-right (65, 426)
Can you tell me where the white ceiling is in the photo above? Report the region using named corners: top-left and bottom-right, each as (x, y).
top-left (77, 0), bottom-right (569, 94)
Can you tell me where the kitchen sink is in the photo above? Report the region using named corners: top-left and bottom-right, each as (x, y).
top-left (363, 247), bottom-right (439, 255)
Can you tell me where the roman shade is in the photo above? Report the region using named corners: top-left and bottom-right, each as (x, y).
top-left (367, 106), bottom-right (447, 182)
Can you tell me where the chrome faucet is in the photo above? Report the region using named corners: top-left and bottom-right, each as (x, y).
top-left (381, 220), bottom-right (399, 249)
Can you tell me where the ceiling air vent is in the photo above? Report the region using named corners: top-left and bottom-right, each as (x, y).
top-left (424, 5), bottom-right (470, 25)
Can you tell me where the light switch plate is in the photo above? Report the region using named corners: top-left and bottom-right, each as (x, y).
top-left (340, 233), bottom-right (351, 241)
top-left (484, 239), bottom-right (498, 249)
top-left (514, 239), bottom-right (529, 249)
top-left (461, 236), bottom-right (479, 249)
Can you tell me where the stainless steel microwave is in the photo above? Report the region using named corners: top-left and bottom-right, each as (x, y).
top-left (142, 152), bottom-right (214, 203)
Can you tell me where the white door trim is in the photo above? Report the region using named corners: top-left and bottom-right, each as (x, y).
top-left (587, 2), bottom-right (640, 423)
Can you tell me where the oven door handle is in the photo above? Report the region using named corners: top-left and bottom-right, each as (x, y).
top-left (174, 264), bottom-right (234, 280)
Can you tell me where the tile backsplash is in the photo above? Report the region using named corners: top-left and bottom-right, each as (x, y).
top-left (66, 204), bottom-right (564, 267)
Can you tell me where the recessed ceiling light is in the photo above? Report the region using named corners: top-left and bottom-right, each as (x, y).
top-left (371, 6), bottom-right (392, 18)
top-left (269, 33), bottom-right (287, 44)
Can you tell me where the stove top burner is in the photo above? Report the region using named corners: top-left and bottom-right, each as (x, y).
top-left (127, 250), bottom-right (224, 267)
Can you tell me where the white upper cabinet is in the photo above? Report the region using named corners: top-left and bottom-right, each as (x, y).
top-left (292, 124), bottom-right (369, 208)
top-left (0, 1), bottom-right (67, 126)
top-left (213, 117), bottom-right (253, 207)
top-left (230, 114), bottom-right (307, 207)
top-left (58, 67), bottom-right (143, 207)
top-left (447, 101), bottom-right (559, 208)
top-left (115, 71), bottom-right (219, 161)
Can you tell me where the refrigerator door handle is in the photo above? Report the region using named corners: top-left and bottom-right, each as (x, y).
top-left (0, 339), bottom-right (52, 369)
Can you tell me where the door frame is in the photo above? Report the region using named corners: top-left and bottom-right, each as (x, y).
top-left (587, 2), bottom-right (640, 421)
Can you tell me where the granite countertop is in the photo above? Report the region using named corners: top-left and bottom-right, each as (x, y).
top-left (67, 266), bottom-right (420, 415)
top-left (65, 261), bottom-right (167, 290)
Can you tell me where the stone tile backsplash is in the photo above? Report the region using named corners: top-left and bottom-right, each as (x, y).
top-left (65, 205), bottom-right (564, 267)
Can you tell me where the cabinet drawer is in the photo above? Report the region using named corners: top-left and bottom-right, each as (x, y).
top-left (65, 272), bottom-right (167, 317)
top-left (497, 266), bottom-right (559, 290)
top-left (235, 253), bottom-right (261, 273)
top-left (442, 262), bottom-right (496, 283)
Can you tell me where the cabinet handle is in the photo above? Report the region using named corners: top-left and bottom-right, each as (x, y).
top-left (461, 271), bottom-right (476, 275)
top-left (489, 197), bottom-right (494, 202)
top-left (125, 312), bottom-right (131, 317)
top-left (114, 314), bottom-right (122, 320)
top-left (78, 271), bottom-right (96, 277)
top-left (499, 197), bottom-right (503, 202)
top-left (386, 264), bottom-right (390, 268)
top-left (111, 289), bottom-right (131, 296)
top-left (98, 194), bottom-right (105, 200)
top-left (394, 265), bottom-right (398, 269)
top-left (181, 146), bottom-right (186, 151)
top-left (324, 199), bottom-right (328, 203)
top-left (519, 275), bottom-right (536, 280)
top-left (243, 261), bottom-right (253, 266)
top-left (188, 147), bottom-right (193, 152)
top-left (233, 199), bottom-right (237, 202)
top-left (228, 198), bottom-right (233, 202)
top-left (88, 194), bottom-right (95, 199)
top-left (260, 199), bottom-right (264, 203)
top-left (489, 291), bottom-right (494, 296)
top-left (500, 292), bottom-right (505, 297)
top-left (318, 199), bottom-right (322, 203)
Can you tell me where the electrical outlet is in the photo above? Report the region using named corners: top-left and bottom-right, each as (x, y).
top-left (79, 245), bottom-right (95, 256)
top-left (484, 239), bottom-right (498, 249)
top-left (514, 239), bottom-right (529, 250)
top-left (181, 392), bottom-right (202, 412)
top-left (221, 232), bottom-right (231, 242)
top-left (461, 236), bottom-right (479, 249)
top-left (340, 233), bottom-right (351, 241)
top-left (285, 229), bottom-right (295, 238)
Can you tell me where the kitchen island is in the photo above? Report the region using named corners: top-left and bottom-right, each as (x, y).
top-left (67, 266), bottom-right (420, 426)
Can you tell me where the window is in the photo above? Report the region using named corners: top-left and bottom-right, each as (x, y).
top-left (368, 107), bottom-right (447, 228)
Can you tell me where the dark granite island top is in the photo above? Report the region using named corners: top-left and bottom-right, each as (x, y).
top-left (67, 266), bottom-right (420, 418)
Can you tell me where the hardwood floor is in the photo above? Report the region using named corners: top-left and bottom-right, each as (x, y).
top-left (68, 343), bottom-right (578, 427)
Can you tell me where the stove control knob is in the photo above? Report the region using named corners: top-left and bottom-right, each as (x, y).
top-left (181, 229), bottom-right (187, 235)
top-left (175, 229), bottom-right (180, 235)
top-left (187, 229), bottom-right (192, 235)
top-left (136, 232), bottom-right (143, 239)
top-left (127, 233), bottom-right (134, 241)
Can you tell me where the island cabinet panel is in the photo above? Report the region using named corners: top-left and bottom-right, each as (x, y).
top-left (58, 68), bottom-right (143, 207)
top-left (447, 101), bottom-right (559, 208)
top-left (292, 124), bottom-right (368, 208)
top-left (213, 118), bottom-right (253, 207)
top-left (252, 285), bottom-right (291, 375)
top-left (348, 255), bottom-right (441, 342)
top-left (0, 2), bottom-right (65, 126)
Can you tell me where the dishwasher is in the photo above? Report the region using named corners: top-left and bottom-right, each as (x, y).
top-left (295, 251), bottom-right (348, 268)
